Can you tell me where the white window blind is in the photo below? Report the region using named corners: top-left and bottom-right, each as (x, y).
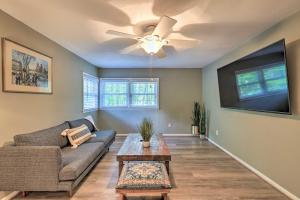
top-left (100, 78), bottom-right (159, 109)
top-left (83, 73), bottom-right (99, 112)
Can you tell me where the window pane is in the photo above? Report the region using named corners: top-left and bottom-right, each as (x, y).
top-left (263, 65), bottom-right (286, 80)
top-left (131, 82), bottom-right (156, 94)
top-left (236, 71), bottom-right (259, 85)
top-left (238, 83), bottom-right (263, 99)
top-left (266, 78), bottom-right (288, 92)
top-left (131, 95), bottom-right (156, 106)
top-left (104, 82), bottom-right (127, 94)
top-left (83, 74), bottom-right (99, 111)
top-left (103, 94), bottom-right (127, 107)
top-left (100, 78), bottom-right (159, 109)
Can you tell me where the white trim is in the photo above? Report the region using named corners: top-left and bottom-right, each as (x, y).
top-left (116, 133), bottom-right (194, 137)
top-left (162, 134), bottom-right (194, 137)
top-left (83, 72), bottom-right (98, 79)
top-left (99, 78), bottom-right (159, 110)
top-left (208, 138), bottom-right (300, 200)
top-left (83, 72), bottom-right (99, 113)
top-left (1, 191), bottom-right (19, 200)
top-left (117, 134), bottom-right (130, 136)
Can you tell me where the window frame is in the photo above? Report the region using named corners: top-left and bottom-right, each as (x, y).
top-left (99, 78), bottom-right (159, 110)
top-left (83, 72), bottom-right (99, 113)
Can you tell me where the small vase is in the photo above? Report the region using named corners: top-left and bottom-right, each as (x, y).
top-left (200, 134), bottom-right (206, 140)
top-left (191, 125), bottom-right (199, 135)
top-left (143, 141), bottom-right (150, 148)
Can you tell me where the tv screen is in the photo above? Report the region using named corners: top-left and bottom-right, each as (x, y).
top-left (217, 39), bottom-right (291, 114)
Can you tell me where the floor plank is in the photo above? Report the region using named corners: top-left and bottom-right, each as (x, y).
top-left (14, 136), bottom-right (289, 200)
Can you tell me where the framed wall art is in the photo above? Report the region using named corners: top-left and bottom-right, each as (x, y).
top-left (2, 38), bottom-right (52, 94)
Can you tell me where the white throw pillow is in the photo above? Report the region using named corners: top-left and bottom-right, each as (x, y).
top-left (61, 124), bottom-right (92, 148)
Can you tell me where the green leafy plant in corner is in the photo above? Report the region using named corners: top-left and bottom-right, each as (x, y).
top-left (200, 104), bottom-right (206, 136)
top-left (138, 118), bottom-right (154, 142)
top-left (192, 102), bottom-right (201, 126)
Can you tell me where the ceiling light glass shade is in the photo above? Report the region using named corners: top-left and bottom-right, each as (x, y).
top-left (140, 35), bottom-right (166, 54)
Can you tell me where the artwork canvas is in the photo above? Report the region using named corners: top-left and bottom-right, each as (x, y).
top-left (2, 38), bottom-right (52, 94)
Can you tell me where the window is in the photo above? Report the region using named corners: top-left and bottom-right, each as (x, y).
top-left (235, 64), bottom-right (288, 100)
top-left (83, 73), bottom-right (99, 112)
top-left (100, 78), bottom-right (159, 109)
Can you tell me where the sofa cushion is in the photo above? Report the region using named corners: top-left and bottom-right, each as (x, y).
top-left (59, 142), bottom-right (105, 181)
top-left (62, 124), bottom-right (92, 148)
top-left (87, 130), bottom-right (116, 145)
top-left (14, 122), bottom-right (70, 147)
top-left (67, 118), bottom-right (95, 132)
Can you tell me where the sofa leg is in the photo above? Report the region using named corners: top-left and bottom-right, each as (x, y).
top-left (21, 191), bottom-right (28, 197)
top-left (162, 193), bottom-right (168, 200)
top-left (68, 190), bottom-right (73, 197)
top-left (119, 193), bottom-right (126, 200)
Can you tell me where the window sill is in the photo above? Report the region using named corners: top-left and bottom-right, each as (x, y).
top-left (83, 108), bottom-right (99, 113)
top-left (100, 107), bottom-right (159, 111)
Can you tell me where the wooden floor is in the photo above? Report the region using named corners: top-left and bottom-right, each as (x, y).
top-left (14, 136), bottom-right (289, 200)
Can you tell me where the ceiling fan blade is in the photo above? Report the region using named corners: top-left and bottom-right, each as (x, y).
top-left (167, 39), bottom-right (199, 48)
top-left (152, 16), bottom-right (177, 38)
top-left (106, 30), bottom-right (140, 39)
top-left (155, 48), bottom-right (167, 58)
top-left (120, 42), bottom-right (140, 54)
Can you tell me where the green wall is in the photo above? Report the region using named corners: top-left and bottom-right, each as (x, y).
top-left (0, 11), bottom-right (98, 145)
top-left (203, 11), bottom-right (300, 198)
top-left (99, 68), bottom-right (203, 135)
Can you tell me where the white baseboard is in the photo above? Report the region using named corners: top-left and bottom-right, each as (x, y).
top-left (162, 133), bottom-right (194, 136)
top-left (117, 133), bottom-right (194, 137)
top-left (208, 138), bottom-right (299, 200)
top-left (1, 191), bottom-right (19, 200)
top-left (116, 134), bottom-right (129, 136)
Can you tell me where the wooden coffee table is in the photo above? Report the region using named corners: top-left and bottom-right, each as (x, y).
top-left (117, 133), bottom-right (171, 176)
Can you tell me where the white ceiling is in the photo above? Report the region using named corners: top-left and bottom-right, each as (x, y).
top-left (1, 0), bottom-right (300, 68)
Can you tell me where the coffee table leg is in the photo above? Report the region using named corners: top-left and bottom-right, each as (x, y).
top-left (119, 161), bottom-right (124, 176)
top-left (165, 161), bottom-right (170, 175)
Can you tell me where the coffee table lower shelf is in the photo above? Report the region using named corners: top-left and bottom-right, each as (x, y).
top-left (118, 160), bottom-right (170, 176)
top-left (117, 134), bottom-right (172, 177)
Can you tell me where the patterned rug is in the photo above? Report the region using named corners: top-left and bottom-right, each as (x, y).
top-left (116, 161), bottom-right (172, 189)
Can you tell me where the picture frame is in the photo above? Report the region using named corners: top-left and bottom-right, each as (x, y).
top-left (2, 38), bottom-right (53, 94)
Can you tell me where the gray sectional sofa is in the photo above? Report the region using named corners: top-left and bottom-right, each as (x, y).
top-left (0, 118), bottom-right (116, 196)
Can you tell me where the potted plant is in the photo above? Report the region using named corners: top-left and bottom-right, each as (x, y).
top-left (191, 102), bottom-right (200, 135)
top-left (200, 104), bottom-right (206, 139)
top-left (138, 118), bottom-right (154, 148)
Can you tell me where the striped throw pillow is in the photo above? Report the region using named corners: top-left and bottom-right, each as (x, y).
top-left (61, 124), bottom-right (92, 148)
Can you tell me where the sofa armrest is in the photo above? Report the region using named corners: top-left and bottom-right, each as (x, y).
top-left (0, 146), bottom-right (62, 191)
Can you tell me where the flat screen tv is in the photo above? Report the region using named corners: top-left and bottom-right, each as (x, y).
top-left (217, 39), bottom-right (291, 114)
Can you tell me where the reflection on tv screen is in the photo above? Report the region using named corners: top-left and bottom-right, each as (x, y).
top-left (217, 39), bottom-right (291, 114)
top-left (235, 64), bottom-right (288, 100)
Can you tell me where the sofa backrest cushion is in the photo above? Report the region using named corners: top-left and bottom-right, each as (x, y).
top-left (67, 118), bottom-right (95, 132)
top-left (14, 122), bottom-right (70, 147)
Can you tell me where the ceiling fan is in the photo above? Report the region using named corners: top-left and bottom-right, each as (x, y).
top-left (106, 16), bottom-right (199, 58)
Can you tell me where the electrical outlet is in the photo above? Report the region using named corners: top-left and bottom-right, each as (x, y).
top-left (168, 123), bottom-right (172, 128)
top-left (216, 129), bottom-right (219, 136)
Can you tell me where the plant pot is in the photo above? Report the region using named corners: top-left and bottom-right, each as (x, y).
top-left (191, 125), bottom-right (199, 135)
top-left (200, 134), bottom-right (206, 139)
top-left (143, 141), bottom-right (150, 148)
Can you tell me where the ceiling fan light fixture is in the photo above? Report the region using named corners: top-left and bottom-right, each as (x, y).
top-left (140, 35), bottom-right (166, 54)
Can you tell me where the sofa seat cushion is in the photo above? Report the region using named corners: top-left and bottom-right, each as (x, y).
top-left (87, 130), bottom-right (116, 145)
top-left (14, 122), bottom-right (70, 148)
top-left (59, 142), bottom-right (105, 181)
